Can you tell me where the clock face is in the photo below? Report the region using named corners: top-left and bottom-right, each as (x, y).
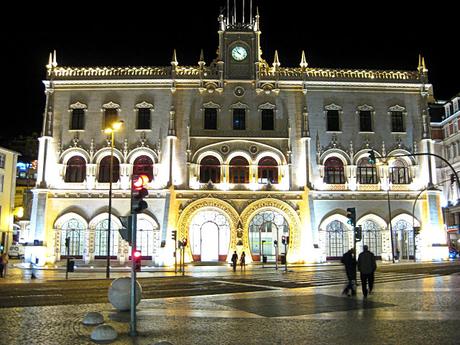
top-left (231, 46), bottom-right (248, 61)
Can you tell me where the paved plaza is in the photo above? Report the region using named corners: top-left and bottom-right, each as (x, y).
top-left (0, 268), bottom-right (459, 345)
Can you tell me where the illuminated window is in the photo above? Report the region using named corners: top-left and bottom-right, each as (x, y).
top-left (326, 220), bottom-right (348, 257)
top-left (390, 159), bottom-right (410, 184)
top-left (133, 155), bottom-right (153, 181)
top-left (60, 218), bottom-right (85, 258)
top-left (204, 108), bottom-right (217, 130)
top-left (258, 157), bottom-right (278, 184)
top-left (233, 108), bottom-right (246, 130)
top-left (98, 156), bottom-right (120, 183)
top-left (0, 153), bottom-right (5, 168)
top-left (249, 210), bottom-right (289, 261)
top-left (393, 220), bottom-right (414, 258)
top-left (65, 156), bottom-right (86, 183)
top-left (361, 220), bottom-right (383, 256)
top-left (357, 158), bottom-right (377, 184)
top-left (324, 157), bottom-right (345, 184)
top-left (199, 156), bottom-right (220, 183)
top-left (94, 219), bottom-right (119, 258)
top-left (137, 108), bottom-right (151, 130)
top-left (229, 156), bottom-right (249, 183)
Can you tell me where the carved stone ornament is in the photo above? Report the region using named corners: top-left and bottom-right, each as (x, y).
top-left (249, 145), bottom-right (258, 154)
top-left (234, 86), bottom-right (245, 97)
top-left (220, 145), bottom-right (229, 154)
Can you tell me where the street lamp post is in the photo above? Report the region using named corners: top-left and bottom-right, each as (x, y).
top-left (104, 121), bottom-right (123, 279)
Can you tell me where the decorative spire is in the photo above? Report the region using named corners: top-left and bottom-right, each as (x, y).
top-left (254, 6), bottom-right (260, 31)
top-left (418, 53), bottom-right (428, 73)
top-left (300, 50), bottom-right (308, 69)
top-left (171, 49), bottom-right (178, 67)
top-left (52, 50), bottom-right (57, 68)
top-left (46, 52), bottom-right (53, 69)
top-left (272, 50), bottom-right (280, 69)
top-left (198, 49), bottom-right (205, 67)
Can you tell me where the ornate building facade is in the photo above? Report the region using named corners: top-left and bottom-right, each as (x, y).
top-left (28, 3), bottom-right (449, 266)
top-left (431, 94), bottom-right (460, 250)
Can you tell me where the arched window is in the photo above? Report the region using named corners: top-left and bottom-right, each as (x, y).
top-left (98, 156), bottom-right (120, 183)
top-left (357, 158), bottom-right (377, 184)
top-left (65, 156), bottom-right (86, 183)
top-left (229, 156), bottom-right (249, 184)
top-left (199, 156), bottom-right (220, 183)
top-left (324, 157), bottom-right (345, 184)
top-left (361, 220), bottom-right (383, 256)
top-left (60, 218), bottom-right (85, 258)
top-left (326, 220), bottom-right (348, 257)
top-left (390, 159), bottom-right (410, 184)
top-left (133, 155), bottom-right (154, 181)
top-left (94, 219), bottom-right (119, 258)
top-left (258, 157), bottom-right (278, 184)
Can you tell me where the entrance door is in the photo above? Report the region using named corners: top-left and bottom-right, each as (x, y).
top-left (201, 222), bottom-right (219, 262)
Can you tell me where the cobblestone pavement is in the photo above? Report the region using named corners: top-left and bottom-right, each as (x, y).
top-left (0, 273), bottom-right (459, 345)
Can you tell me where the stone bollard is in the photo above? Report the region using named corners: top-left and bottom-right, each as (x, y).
top-left (82, 312), bottom-right (104, 325)
top-left (90, 324), bottom-right (117, 342)
top-left (108, 277), bottom-right (142, 311)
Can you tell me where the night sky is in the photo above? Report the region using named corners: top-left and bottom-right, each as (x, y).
top-left (2, 0), bottom-right (457, 142)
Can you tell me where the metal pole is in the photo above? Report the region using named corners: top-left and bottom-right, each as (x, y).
top-left (66, 237), bottom-right (70, 280)
top-left (387, 188), bottom-right (395, 263)
top-left (284, 242), bottom-right (287, 272)
top-left (181, 244), bottom-right (185, 276)
top-left (174, 235), bottom-right (177, 274)
top-left (130, 213), bottom-right (137, 337)
top-left (261, 240), bottom-right (265, 268)
top-left (106, 131), bottom-right (114, 279)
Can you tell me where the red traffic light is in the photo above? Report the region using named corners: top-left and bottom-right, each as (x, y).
top-left (132, 174), bottom-right (149, 190)
top-left (133, 250), bottom-right (142, 258)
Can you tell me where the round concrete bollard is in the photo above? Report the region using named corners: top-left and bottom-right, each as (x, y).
top-left (82, 311), bottom-right (104, 325)
top-left (108, 277), bottom-right (142, 311)
top-left (90, 324), bottom-right (117, 343)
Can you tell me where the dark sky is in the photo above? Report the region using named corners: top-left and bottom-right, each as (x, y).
top-left (2, 0), bottom-right (457, 141)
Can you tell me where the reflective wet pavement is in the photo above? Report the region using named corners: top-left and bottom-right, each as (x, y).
top-left (0, 272), bottom-right (459, 344)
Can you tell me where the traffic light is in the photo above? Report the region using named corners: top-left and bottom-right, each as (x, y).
top-left (274, 240), bottom-right (278, 246)
top-left (451, 173), bottom-right (456, 185)
top-left (65, 237), bottom-right (70, 248)
top-left (172, 230), bottom-right (177, 241)
top-left (182, 238), bottom-right (187, 247)
top-left (286, 235), bottom-right (289, 245)
top-left (346, 208), bottom-right (356, 227)
top-left (368, 149), bottom-right (376, 164)
top-left (414, 226), bottom-right (420, 236)
top-left (119, 216), bottom-right (133, 245)
top-left (282, 236), bottom-right (286, 245)
top-left (133, 249), bottom-right (142, 272)
top-left (131, 174), bottom-right (149, 213)
top-left (354, 226), bottom-right (362, 241)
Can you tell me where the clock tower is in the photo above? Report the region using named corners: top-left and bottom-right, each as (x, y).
top-left (217, 1), bottom-right (261, 80)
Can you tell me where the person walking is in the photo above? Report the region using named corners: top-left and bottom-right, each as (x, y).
top-left (0, 253), bottom-right (4, 278)
top-left (231, 251), bottom-right (238, 272)
top-left (240, 251), bottom-right (246, 271)
top-left (0, 253), bottom-right (8, 278)
top-left (341, 249), bottom-right (356, 296)
top-left (357, 245), bottom-right (377, 298)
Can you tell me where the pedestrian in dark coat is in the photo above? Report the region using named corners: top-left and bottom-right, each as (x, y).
top-left (341, 249), bottom-right (356, 296)
top-left (240, 251), bottom-right (246, 271)
top-left (358, 245), bottom-right (377, 298)
top-left (231, 251), bottom-right (238, 272)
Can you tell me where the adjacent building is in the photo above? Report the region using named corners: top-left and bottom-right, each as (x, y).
top-left (28, 2), bottom-right (449, 266)
top-left (0, 147), bottom-right (20, 253)
top-left (431, 94), bottom-right (460, 250)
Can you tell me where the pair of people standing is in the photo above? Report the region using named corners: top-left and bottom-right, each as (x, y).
top-left (341, 245), bottom-right (376, 298)
top-left (231, 251), bottom-right (246, 272)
